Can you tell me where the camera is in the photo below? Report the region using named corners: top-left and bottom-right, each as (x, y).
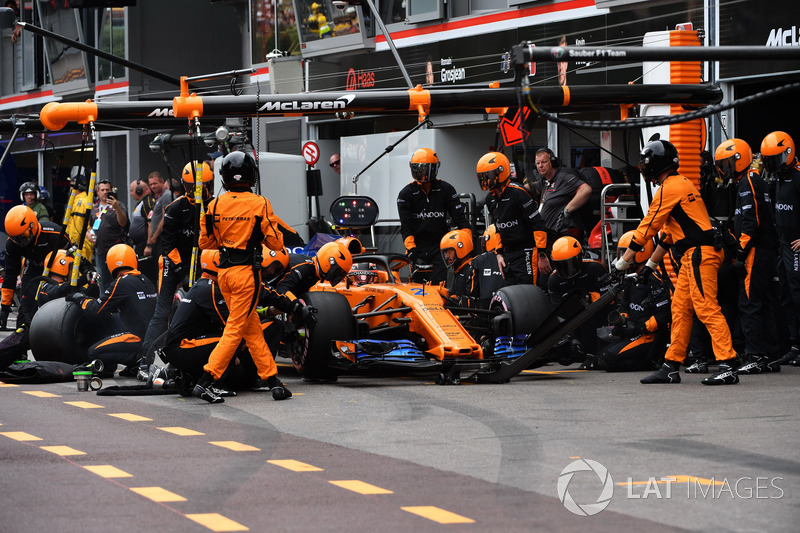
top-left (107, 187), bottom-right (118, 200)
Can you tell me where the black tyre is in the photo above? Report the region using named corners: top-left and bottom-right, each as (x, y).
top-left (491, 285), bottom-right (553, 335)
top-left (290, 291), bottom-right (355, 377)
top-left (29, 298), bottom-right (114, 364)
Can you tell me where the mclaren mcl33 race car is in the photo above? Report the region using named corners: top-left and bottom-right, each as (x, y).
top-left (286, 196), bottom-right (630, 385)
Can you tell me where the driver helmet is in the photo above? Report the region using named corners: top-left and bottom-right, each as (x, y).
top-left (348, 262), bottom-right (380, 286)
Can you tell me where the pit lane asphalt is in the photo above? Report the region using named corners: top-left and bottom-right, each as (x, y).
top-left (1, 318), bottom-right (799, 532)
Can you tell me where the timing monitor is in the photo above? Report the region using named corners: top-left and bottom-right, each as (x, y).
top-left (329, 195), bottom-right (379, 228)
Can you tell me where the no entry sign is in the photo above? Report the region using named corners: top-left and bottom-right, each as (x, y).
top-left (302, 141), bottom-right (320, 166)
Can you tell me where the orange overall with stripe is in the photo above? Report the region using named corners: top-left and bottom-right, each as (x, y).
top-left (199, 191), bottom-right (284, 381)
top-left (629, 173), bottom-right (735, 363)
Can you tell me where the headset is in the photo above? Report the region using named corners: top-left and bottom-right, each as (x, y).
top-left (536, 147), bottom-right (559, 168)
top-left (134, 179), bottom-right (144, 196)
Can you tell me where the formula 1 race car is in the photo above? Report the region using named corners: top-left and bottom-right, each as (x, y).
top-left (286, 196), bottom-right (629, 385)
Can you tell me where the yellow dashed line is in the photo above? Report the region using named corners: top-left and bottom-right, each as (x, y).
top-left (186, 513), bottom-right (249, 532)
top-left (402, 506), bottom-right (475, 524)
top-left (329, 480), bottom-right (393, 495)
top-left (84, 465), bottom-right (133, 478)
top-left (0, 383), bottom-right (20, 387)
top-left (158, 426), bottom-right (205, 436)
top-left (267, 459), bottom-right (323, 472)
top-left (619, 475), bottom-right (726, 487)
top-left (22, 391), bottom-right (60, 398)
top-left (209, 441), bottom-right (260, 452)
top-left (1, 431), bottom-right (42, 441)
top-left (130, 486), bottom-right (186, 502)
top-left (40, 445), bottom-right (85, 456)
top-left (109, 413), bottom-right (152, 422)
top-left (64, 401), bottom-right (104, 409)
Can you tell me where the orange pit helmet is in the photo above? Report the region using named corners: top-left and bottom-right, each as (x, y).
top-left (45, 249), bottom-right (74, 279)
top-left (200, 249), bottom-right (220, 276)
top-left (261, 245), bottom-right (290, 280)
top-left (550, 236), bottom-right (583, 279)
top-left (761, 131), bottom-right (796, 175)
top-left (440, 229), bottom-right (473, 269)
top-left (476, 152), bottom-right (510, 191)
top-left (714, 138), bottom-right (753, 183)
top-left (182, 161), bottom-right (214, 201)
top-left (409, 148), bottom-right (440, 183)
top-left (106, 244), bottom-right (137, 277)
top-left (617, 231), bottom-right (655, 266)
top-left (314, 241), bottom-right (353, 286)
top-left (4, 205), bottom-right (41, 247)
top-left (483, 224), bottom-right (501, 253)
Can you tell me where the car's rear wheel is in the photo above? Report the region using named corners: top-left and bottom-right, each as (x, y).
top-left (290, 291), bottom-right (356, 378)
top-left (491, 284), bottom-right (552, 335)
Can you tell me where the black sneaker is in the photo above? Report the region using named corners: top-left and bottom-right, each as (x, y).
top-left (737, 355), bottom-right (763, 375)
top-left (790, 353), bottom-right (800, 366)
top-left (641, 361), bottom-right (681, 384)
top-left (684, 361), bottom-right (709, 374)
top-left (267, 375), bottom-right (292, 401)
top-left (192, 372), bottom-right (225, 404)
top-left (761, 357), bottom-right (782, 373)
top-left (701, 360), bottom-right (739, 385)
top-left (208, 384), bottom-right (237, 397)
top-left (578, 354), bottom-right (599, 370)
top-left (775, 347), bottom-right (799, 365)
top-left (119, 365), bottom-right (139, 378)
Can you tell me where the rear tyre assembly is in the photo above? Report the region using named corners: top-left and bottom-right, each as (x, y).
top-left (490, 284), bottom-right (553, 335)
top-left (290, 291), bottom-right (356, 379)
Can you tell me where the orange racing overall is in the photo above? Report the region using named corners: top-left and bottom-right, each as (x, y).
top-left (628, 172), bottom-right (735, 364)
top-left (199, 191), bottom-right (284, 381)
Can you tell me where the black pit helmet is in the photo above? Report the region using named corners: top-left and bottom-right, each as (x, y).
top-left (220, 151), bottom-right (257, 191)
top-left (639, 139), bottom-right (679, 184)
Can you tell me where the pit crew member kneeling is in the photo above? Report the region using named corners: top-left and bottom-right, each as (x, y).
top-left (598, 231), bottom-right (671, 372)
top-left (67, 244), bottom-right (157, 376)
top-left (547, 236), bottom-right (613, 369)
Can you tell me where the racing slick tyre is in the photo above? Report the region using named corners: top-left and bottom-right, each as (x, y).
top-left (290, 291), bottom-right (355, 378)
top-left (491, 284), bottom-right (552, 335)
top-left (29, 297), bottom-right (115, 365)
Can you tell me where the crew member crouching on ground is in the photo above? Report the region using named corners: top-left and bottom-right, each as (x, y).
top-left (35, 250), bottom-right (98, 307)
top-left (67, 244), bottom-right (157, 376)
top-left (547, 236), bottom-right (613, 369)
top-left (598, 231), bottom-right (671, 372)
top-left (470, 224), bottom-right (508, 309)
